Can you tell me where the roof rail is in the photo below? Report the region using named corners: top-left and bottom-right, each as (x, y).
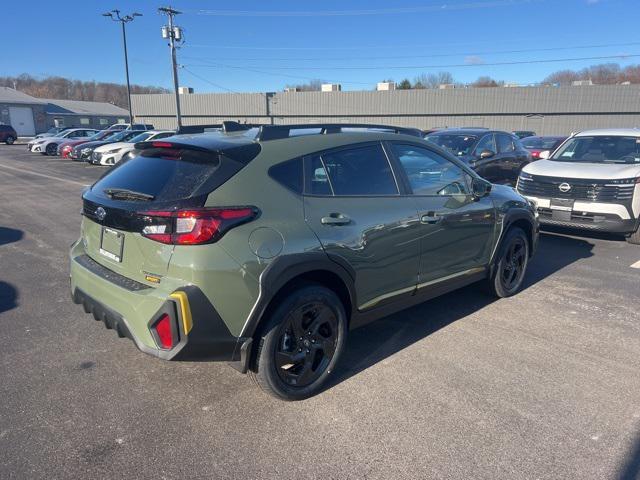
top-left (256, 123), bottom-right (423, 141)
top-left (178, 121), bottom-right (259, 135)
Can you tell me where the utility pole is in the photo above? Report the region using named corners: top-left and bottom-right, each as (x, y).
top-left (102, 9), bottom-right (142, 123)
top-left (159, 6), bottom-right (183, 130)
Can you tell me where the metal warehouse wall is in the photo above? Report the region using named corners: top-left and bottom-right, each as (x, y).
top-left (132, 85), bottom-right (640, 135)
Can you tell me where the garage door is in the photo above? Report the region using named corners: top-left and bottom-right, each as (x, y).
top-left (9, 107), bottom-right (35, 136)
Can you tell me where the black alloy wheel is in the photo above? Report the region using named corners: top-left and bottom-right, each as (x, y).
top-left (5, 136), bottom-right (15, 145)
top-left (251, 284), bottom-right (347, 400)
top-left (487, 227), bottom-right (529, 298)
top-left (499, 236), bottom-right (527, 292)
top-left (275, 301), bottom-right (338, 388)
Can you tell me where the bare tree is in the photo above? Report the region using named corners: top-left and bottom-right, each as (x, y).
top-left (471, 76), bottom-right (501, 88)
top-left (414, 71), bottom-right (454, 89)
top-left (0, 74), bottom-right (169, 107)
top-left (284, 79), bottom-right (325, 91)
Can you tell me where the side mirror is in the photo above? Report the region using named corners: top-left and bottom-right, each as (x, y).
top-left (472, 177), bottom-right (492, 199)
top-left (538, 150), bottom-right (550, 159)
top-left (479, 150), bottom-right (495, 159)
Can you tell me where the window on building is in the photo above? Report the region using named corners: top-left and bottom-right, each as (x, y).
top-left (80, 118), bottom-right (90, 125)
top-left (117, 118), bottom-right (126, 124)
top-left (99, 118), bottom-right (110, 125)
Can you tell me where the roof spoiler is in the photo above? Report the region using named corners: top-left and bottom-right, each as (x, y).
top-left (256, 123), bottom-right (423, 141)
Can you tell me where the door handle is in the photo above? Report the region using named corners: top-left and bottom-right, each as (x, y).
top-left (420, 212), bottom-right (442, 224)
top-left (321, 213), bottom-right (351, 226)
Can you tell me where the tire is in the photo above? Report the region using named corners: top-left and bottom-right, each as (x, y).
top-left (626, 222), bottom-right (640, 245)
top-left (5, 136), bottom-right (15, 145)
top-left (486, 227), bottom-right (530, 298)
top-left (45, 143), bottom-right (58, 156)
top-left (249, 284), bottom-right (348, 401)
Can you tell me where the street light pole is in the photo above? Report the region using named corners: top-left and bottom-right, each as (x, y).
top-left (102, 10), bottom-right (142, 123)
top-left (159, 6), bottom-right (183, 130)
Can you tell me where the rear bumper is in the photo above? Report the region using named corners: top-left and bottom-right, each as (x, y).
top-left (70, 248), bottom-right (248, 362)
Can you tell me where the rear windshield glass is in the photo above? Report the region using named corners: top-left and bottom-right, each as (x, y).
top-left (425, 134), bottom-right (477, 156)
top-left (551, 136), bottom-right (640, 164)
top-left (91, 148), bottom-right (221, 202)
top-left (522, 137), bottom-right (563, 149)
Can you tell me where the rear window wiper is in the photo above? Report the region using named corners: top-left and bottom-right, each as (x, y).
top-left (103, 188), bottom-right (155, 201)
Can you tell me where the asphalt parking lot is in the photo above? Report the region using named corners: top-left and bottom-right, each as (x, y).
top-left (1, 146), bottom-right (640, 479)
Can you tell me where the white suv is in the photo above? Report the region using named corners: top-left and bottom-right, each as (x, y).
top-left (517, 129), bottom-right (640, 244)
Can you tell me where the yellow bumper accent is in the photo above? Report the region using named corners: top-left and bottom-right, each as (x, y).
top-left (170, 291), bottom-right (193, 334)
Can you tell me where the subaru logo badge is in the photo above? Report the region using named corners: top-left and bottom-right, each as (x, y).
top-left (95, 207), bottom-right (107, 221)
top-left (558, 182), bottom-right (571, 193)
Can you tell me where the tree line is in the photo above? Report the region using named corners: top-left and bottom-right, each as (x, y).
top-left (0, 74), bottom-right (169, 108)
top-left (287, 63), bottom-right (640, 91)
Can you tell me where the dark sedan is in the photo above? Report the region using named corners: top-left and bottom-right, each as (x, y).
top-left (425, 128), bottom-right (532, 186)
top-left (70, 130), bottom-right (144, 161)
top-left (520, 135), bottom-right (567, 160)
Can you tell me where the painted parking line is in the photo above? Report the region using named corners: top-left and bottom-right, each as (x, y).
top-left (631, 260), bottom-right (640, 269)
top-left (0, 162), bottom-right (87, 186)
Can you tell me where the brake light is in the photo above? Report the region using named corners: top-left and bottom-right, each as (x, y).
top-left (531, 150), bottom-right (540, 158)
top-left (140, 207), bottom-right (258, 245)
top-left (152, 141), bottom-right (174, 148)
top-left (153, 313), bottom-right (175, 349)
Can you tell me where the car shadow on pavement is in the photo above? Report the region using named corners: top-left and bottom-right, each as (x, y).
top-left (0, 281), bottom-right (18, 314)
top-left (0, 226), bottom-right (24, 246)
top-left (326, 231), bottom-right (595, 392)
top-left (618, 432), bottom-right (640, 480)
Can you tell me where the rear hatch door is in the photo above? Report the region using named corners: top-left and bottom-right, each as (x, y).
top-left (80, 144), bottom-right (252, 284)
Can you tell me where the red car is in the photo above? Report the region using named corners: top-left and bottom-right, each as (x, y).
top-left (57, 130), bottom-right (115, 158)
top-left (520, 135), bottom-right (567, 159)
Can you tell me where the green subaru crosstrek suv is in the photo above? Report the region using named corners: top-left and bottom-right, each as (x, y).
top-left (70, 123), bottom-right (538, 400)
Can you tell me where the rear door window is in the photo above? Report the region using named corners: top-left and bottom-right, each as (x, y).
top-left (314, 144), bottom-right (398, 196)
top-left (496, 134), bottom-right (515, 153)
top-left (475, 134), bottom-right (496, 155)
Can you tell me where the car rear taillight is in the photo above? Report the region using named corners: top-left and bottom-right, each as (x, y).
top-left (531, 150), bottom-right (540, 158)
top-left (140, 207), bottom-right (258, 245)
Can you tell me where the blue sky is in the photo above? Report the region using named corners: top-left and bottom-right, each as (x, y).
top-left (5, 0), bottom-right (638, 92)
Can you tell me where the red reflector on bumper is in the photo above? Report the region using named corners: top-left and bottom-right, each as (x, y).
top-left (154, 314), bottom-right (174, 349)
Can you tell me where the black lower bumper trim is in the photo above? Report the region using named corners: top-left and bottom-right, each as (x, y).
top-left (73, 288), bottom-right (133, 341)
top-left (539, 216), bottom-right (637, 234)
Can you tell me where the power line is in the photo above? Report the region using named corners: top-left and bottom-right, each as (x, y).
top-left (184, 53), bottom-right (640, 71)
top-left (180, 41), bottom-right (640, 63)
top-left (180, 66), bottom-right (238, 93)
top-left (192, 0), bottom-right (542, 17)
top-left (182, 62), bottom-right (371, 86)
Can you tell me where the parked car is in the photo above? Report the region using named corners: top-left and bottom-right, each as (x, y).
top-left (0, 124), bottom-right (18, 145)
top-left (58, 130), bottom-right (119, 158)
top-left (70, 122), bottom-right (538, 400)
top-left (107, 123), bottom-right (155, 131)
top-left (425, 128), bottom-right (532, 186)
top-left (512, 130), bottom-right (536, 139)
top-left (28, 128), bottom-right (99, 155)
top-left (520, 136), bottom-right (567, 160)
top-left (517, 128), bottom-right (640, 244)
top-left (34, 126), bottom-right (73, 140)
top-left (71, 130), bottom-right (145, 162)
top-left (90, 130), bottom-right (175, 166)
